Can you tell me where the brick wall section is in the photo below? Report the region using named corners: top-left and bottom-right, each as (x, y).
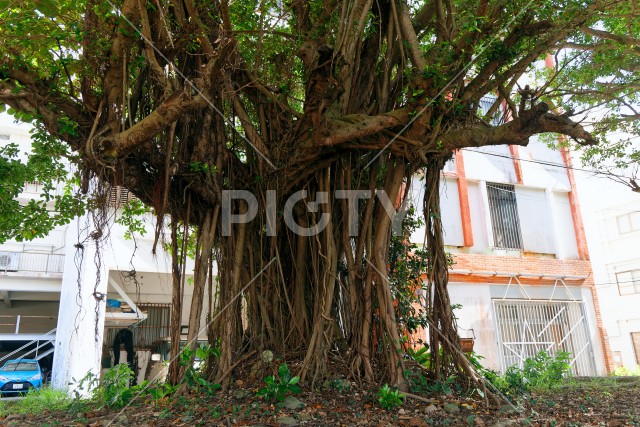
top-left (449, 252), bottom-right (614, 373)
top-left (451, 253), bottom-right (592, 285)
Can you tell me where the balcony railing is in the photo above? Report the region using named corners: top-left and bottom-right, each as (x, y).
top-left (0, 251), bottom-right (65, 274)
top-left (0, 315), bottom-right (58, 335)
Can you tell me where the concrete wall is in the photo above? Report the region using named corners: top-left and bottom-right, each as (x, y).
top-left (409, 139), bottom-right (582, 261)
top-left (448, 282), bottom-right (608, 375)
top-left (448, 283), bottom-right (501, 370)
top-left (587, 198), bottom-right (640, 369)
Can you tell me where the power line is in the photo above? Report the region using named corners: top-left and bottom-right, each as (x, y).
top-left (461, 148), bottom-right (634, 182)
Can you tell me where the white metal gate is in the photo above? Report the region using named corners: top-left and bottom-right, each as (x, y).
top-left (493, 299), bottom-right (596, 376)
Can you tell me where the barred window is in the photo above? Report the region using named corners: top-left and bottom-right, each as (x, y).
top-left (108, 186), bottom-right (132, 207)
top-left (487, 183), bottom-right (523, 250)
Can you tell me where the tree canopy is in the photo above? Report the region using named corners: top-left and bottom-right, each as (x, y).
top-left (0, 0), bottom-right (639, 389)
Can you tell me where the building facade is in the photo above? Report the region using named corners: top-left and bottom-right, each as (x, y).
top-left (0, 119), bottom-right (204, 393)
top-left (410, 139), bottom-right (612, 375)
top-left (587, 199), bottom-right (640, 370)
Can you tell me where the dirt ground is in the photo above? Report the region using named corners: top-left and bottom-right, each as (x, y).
top-left (2, 377), bottom-right (639, 427)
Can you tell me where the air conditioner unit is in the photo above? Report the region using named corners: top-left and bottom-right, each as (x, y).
top-left (0, 252), bottom-right (20, 272)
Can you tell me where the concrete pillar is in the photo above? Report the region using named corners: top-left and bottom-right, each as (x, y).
top-left (51, 215), bottom-right (107, 396)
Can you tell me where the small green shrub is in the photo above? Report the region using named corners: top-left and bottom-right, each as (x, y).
top-left (406, 346), bottom-right (430, 367)
top-left (70, 364), bottom-right (142, 409)
top-left (485, 350), bottom-right (572, 400)
top-left (147, 381), bottom-right (178, 402)
top-left (522, 350), bottom-right (571, 388)
top-left (179, 344), bottom-right (221, 396)
top-left (612, 365), bottom-right (640, 376)
top-left (257, 363), bottom-right (301, 402)
top-left (377, 384), bottom-right (404, 409)
top-left (325, 378), bottom-right (351, 392)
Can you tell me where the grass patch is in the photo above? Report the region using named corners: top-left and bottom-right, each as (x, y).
top-left (0, 387), bottom-right (71, 417)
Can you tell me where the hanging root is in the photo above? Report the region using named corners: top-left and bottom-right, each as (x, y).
top-left (423, 157), bottom-right (499, 404)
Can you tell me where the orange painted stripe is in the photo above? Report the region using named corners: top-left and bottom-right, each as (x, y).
top-left (560, 146), bottom-right (590, 260)
top-left (455, 150), bottom-right (474, 247)
top-left (509, 145), bottom-right (524, 184)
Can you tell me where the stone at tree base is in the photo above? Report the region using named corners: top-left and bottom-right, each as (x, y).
top-left (408, 416), bottom-right (428, 427)
top-left (277, 415), bottom-right (298, 425)
top-left (283, 396), bottom-right (305, 409)
top-left (233, 389), bottom-right (252, 399)
top-left (498, 404), bottom-right (518, 414)
top-left (443, 403), bottom-right (460, 414)
top-left (424, 404), bottom-right (437, 413)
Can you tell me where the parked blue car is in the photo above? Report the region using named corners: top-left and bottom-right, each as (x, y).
top-left (0, 359), bottom-right (43, 395)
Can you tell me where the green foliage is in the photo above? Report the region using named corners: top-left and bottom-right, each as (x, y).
top-left (94, 364), bottom-right (138, 408)
top-left (189, 161), bottom-right (218, 174)
top-left (71, 364), bottom-right (137, 409)
top-left (115, 197), bottom-right (150, 239)
top-left (377, 384), bottom-right (404, 410)
top-left (0, 386), bottom-right (71, 417)
top-left (406, 346), bottom-right (431, 367)
top-left (485, 351), bottom-right (572, 400)
top-left (388, 206), bottom-right (429, 336)
top-left (324, 378), bottom-right (351, 392)
top-left (612, 365), bottom-right (640, 376)
top-left (0, 124), bottom-right (85, 244)
top-left (179, 344), bottom-right (222, 396)
top-left (257, 363), bottom-right (301, 402)
top-left (147, 381), bottom-right (178, 402)
top-left (407, 367), bottom-right (460, 396)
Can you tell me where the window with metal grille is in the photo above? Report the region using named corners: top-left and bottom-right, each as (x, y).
top-left (487, 183), bottom-right (523, 250)
top-left (478, 95), bottom-right (504, 126)
top-left (107, 186), bottom-right (133, 207)
top-left (105, 304), bottom-right (171, 350)
top-left (493, 299), bottom-right (596, 376)
top-left (616, 269), bottom-right (640, 295)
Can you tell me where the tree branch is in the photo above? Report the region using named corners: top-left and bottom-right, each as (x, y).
top-left (439, 103), bottom-right (597, 151)
top-left (98, 90), bottom-right (208, 157)
top-left (311, 109), bottom-right (409, 147)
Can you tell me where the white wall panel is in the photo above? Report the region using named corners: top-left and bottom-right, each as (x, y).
top-left (515, 186), bottom-right (555, 254)
top-left (519, 139), bottom-right (570, 190)
top-left (553, 192), bottom-right (579, 259)
top-left (409, 176), bottom-right (464, 247)
top-left (467, 181), bottom-right (489, 252)
top-left (448, 283), bottom-right (501, 370)
top-left (440, 178), bottom-right (464, 246)
top-left (463, 145), bottom-right (516, 183)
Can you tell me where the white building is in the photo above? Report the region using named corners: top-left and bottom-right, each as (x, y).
top-left (410, 136), bottom-right (611, 375)
top-left (0, 118), bottom-right (204, 393)
top-left (584, 198), bottom-right (640, 370)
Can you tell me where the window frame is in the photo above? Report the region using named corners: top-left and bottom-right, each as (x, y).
top-left (616, 211), bottom-right (640, 235)
top-left (616, 269), bottom-right (640, 296)
top-left (486, 182), bottom-right (523, 250)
